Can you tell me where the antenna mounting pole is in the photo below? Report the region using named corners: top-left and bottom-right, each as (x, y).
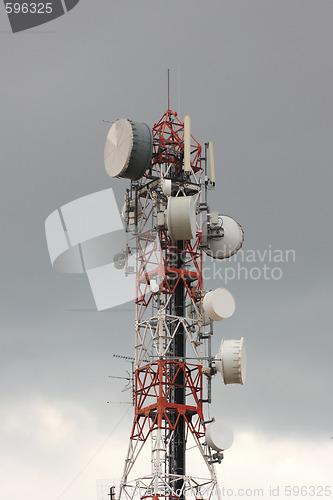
top-left (168, 69), bottom-right (170, 110)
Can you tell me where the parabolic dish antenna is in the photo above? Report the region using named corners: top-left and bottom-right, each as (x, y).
top-left (205, 420), bottom-right (234, 451)
top-left (104, 118), bottom-right (153, 180)
top-left (202, 215), bottom-right (244, 259)
top-left (203, 288), bottom-right (235, 321)
top-left (166, 196), bottom-right (196, 241)
top-left (215, 337), bottom-right (246, 385)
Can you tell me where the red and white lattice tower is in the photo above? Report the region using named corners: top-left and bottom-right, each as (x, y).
top-left (45, 106), bottom-right (246, 500)
top-left (105, 109), bottom-right (246, 500)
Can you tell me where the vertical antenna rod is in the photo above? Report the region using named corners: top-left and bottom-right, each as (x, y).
top-left (168, 69), bottom-right (170, 110)
top-left (177, 62), bottom-right (180, 115)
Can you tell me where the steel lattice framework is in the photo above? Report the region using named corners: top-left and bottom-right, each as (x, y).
top-left (118, 111), bottom-right (221, 500)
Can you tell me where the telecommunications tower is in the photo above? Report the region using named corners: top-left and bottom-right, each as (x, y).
top-left (45, 104), bottom-right (246, 500)
top-left (103, 109), bottom-right (246, 500)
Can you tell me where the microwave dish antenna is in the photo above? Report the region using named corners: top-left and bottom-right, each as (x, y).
top-left (203, 214), bottom-right (244, 259)
top-left (166, 195), bottom-right (196, 241)
top-left (215, 337), bottom-right (246, 385)
top-left (104, 118), bottom-right (153, 180)
top-left (205, 420), bottom-right (234, 451)
top-left (203, 288), bottom-right (236, 321)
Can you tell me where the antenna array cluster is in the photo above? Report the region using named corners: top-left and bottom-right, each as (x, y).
top-left (103, 110), bottom-right (246, 500)
top-left (45, 107), bottom-right (246, 500)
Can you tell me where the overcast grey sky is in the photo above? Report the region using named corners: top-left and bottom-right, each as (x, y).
top-left (1, 2), bottom-right (332, 500)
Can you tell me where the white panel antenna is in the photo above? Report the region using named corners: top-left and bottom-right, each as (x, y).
top-left (184, 115), bottom-right (191, 171)
top-left (208, 141), bottom-right (215, 184)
